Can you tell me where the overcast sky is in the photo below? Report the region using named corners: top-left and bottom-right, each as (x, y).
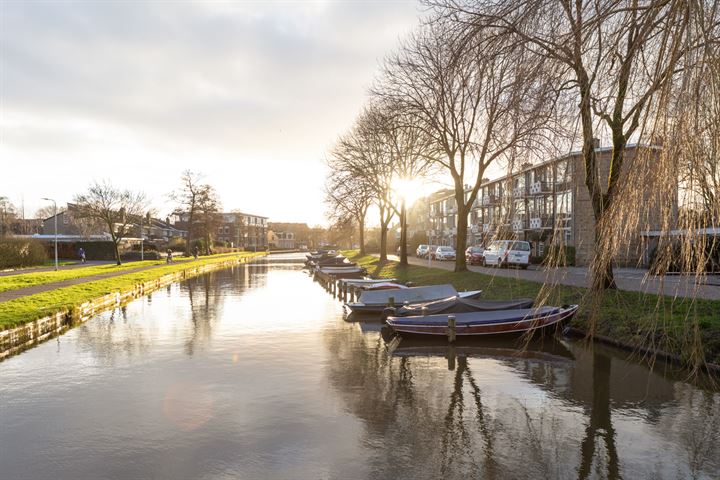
top-left (0, 0), bottom-right (425, 225)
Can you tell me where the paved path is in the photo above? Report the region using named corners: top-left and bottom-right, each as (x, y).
top-left (0, 263), bottom-right (172, 303)
top-left (382, 255), bottom-right (720, 301)
top-left (0, 261), bottom-right (117, 277)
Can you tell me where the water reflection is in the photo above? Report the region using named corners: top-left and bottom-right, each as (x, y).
top-left (0, 263), bottom-right (718, 480)
top-left (331, 317), bottom-right (719, 479)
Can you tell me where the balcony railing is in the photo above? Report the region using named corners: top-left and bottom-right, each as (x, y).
top-left (529, 216), bottom-right (554, 229)
top-left (512, 220), bottom-right (524, 232)
top-left (482, 194), bottom-right (497, 206)
top-left (513, 186), bottom-right (526, 198)
top-left (529, 181), bottom-right (553, 195)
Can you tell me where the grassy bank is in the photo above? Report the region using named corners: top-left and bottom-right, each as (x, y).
top-left (344, 251), bottom-right (720, 366)
top-left (0, 252), bottom-right (265, 330)
top-left (0, 253), bottom-right (249, 293)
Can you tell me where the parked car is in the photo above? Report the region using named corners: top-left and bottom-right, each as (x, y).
top-left (465, 245), bottom-right (485, 265)
top-left (432, 246), bottom-right (456, 261)
top-left (482, 240), bottom-right (531, 268)
top-left (416, 244), bottom-right (437, 258)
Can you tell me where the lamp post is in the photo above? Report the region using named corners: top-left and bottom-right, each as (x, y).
top-left (41, 197), bottom-right (58, 271)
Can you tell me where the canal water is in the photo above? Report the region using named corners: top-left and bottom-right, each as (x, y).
top-left (1, 259), bottom-right (718, 479)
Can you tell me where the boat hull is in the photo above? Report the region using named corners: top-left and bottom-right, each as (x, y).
top-left (386, 305), bottom-right (578, 337)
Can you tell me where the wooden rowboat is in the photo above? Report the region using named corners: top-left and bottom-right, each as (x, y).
top-left (385, 305), bottom-right (578, 337)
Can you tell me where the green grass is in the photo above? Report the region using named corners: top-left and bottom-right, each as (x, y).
top-left (0, 252), bottom-right (265, 330)
top-left (0, 260), bottom-right (170, 293)
top-left (0, 252), bottom-right (258, 293)
top-left (344, 251), bottom-right (720, 366)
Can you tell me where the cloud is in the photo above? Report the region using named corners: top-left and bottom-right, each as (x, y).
top-left (1, 1), bottom-right (423, 223)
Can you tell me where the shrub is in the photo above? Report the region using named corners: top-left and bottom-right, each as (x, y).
top-left (543, 245), bottom-right (576, 266)
top-left (364, 239), bottom-right (379, 253)
top-left (0, 238), bottom-right (47, 269)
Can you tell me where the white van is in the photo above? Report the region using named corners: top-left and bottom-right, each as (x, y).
top-left (482, 240), bottom-right (531, 268)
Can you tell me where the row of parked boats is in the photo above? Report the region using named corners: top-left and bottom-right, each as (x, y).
top-left (306, 250), bottom-right (579, 339)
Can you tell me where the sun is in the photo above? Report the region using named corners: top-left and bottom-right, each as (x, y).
top-left (392, 177), bottom-right (426, 206)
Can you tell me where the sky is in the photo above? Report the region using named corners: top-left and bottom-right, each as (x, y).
top-left (0, 0), bottom-right (427, 226)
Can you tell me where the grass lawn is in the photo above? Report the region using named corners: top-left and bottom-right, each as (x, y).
top-left (0, 252), bottom-right (254, 293)
top-left (0, 252), bottom-right (265, 330)
top-left (344, 251), bottom-right (720, 367)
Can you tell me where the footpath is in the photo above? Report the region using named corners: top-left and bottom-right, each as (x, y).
top-left (384, 254), bottom-right (720, 301)
top-left (0, 263), bottom-right (165, 303)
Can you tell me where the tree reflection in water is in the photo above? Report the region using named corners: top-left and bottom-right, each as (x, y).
top-left (326, 318), bottom-right (720, 480)
top-left (577, 352), bottom-right (620, 480)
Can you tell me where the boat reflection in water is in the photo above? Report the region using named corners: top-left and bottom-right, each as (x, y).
top-left (1, 263), bottom-right (718, 480)
top-left (330, 315), bottom-right (719, 480)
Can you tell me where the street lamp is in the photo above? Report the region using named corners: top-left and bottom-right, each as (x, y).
top-left (41, 197), bottom-right (58, 271)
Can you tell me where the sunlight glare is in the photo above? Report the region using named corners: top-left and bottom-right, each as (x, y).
top-left (392, 178), bottom-right (425, 207)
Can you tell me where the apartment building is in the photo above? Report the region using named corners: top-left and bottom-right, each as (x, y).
top-left (215, 212), bottom-right (268, 249)
top-left (172, 211), bottom-right (268, 250)
top-left (427, 143), bottom-right (667, 266)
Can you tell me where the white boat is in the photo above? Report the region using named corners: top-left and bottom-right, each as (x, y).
top-left (345, 284), bottom-right (483, 313)
top-left (339, 278), bottom-right (398, 287)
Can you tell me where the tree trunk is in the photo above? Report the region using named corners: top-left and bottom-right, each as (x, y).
top-left (399, 199), bottom-right (408, 266)
top-left (454, 202), bottom-right (469, 272)
top-left (379, 222), bottom-right (388, 262)
top-left (358, 215), bottom-right (366, 256)
top-left (186, 208), bottom-right (195, 255)
top-left (111, 237), bottom-right (121, 266)
top-left (590, 221), bottom-right (617, 290)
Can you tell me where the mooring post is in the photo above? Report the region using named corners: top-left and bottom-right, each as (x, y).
top-left (422, 306), bottom-right (428, 317)
top-left (447, 344), bottom-right (456, 371)
top-left (389, 296), bottom-right (395, 308)
top-left (447, 314), bottom-right (456, 343)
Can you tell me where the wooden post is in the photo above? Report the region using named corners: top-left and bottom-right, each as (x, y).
top-left (422, 306), bottom-right (428, 316)
top-left (389, 296), bottom-right (395, 308)
top-left (447, 314), bottom-right (456, 343)
top-left (446, 345), bottom-right (456, 370)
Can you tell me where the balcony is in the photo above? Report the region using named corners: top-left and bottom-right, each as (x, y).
top-left (529, 216), bottom-right (553, 229)
top-left (512, 219), bottom-right (524, 232)
top-left (482, 223), bottom-right (493, 233)
top-left (482, 194), bottom-right (497, 206)
top-left (513, 186), bottom-right (526, 198)
top-left (530, 181), bottom-right (554, 195)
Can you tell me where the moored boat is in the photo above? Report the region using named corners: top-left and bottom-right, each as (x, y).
top-left (345, 284), bottom-right (483, 313)
top-left (385, 305), bottom-right (579, 337)
top-left (393, 296), bottom-right (534, 316)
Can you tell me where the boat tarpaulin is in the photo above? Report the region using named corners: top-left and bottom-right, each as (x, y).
top-left (395, 297), bottom-right (534, 316)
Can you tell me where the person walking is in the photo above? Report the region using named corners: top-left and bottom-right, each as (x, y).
top-left (166, 249), bottom-right (173, 263)
top-left (78, 247), bottom-right (86, 264)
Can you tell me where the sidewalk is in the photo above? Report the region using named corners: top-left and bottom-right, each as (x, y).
top-left (0, 263), bottom-right (163, 303)
top-left (383, 255), bottom-right (720, 301)
top-left (0, 261), bottom-right (113, 277)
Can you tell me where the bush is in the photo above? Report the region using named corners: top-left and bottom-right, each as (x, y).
top-left (364, 239), bottom-right (379, 253)
top-left (167, 237), bottom-right (188, 252)
top-left (543, 245), bottom-right (575, 266)
top-left (131, 242), bottom-right (158, 252)
top-left (0, 238), bottom-right (47, 269)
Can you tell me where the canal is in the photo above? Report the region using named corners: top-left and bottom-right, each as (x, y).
top-left (1, 257), bottom-right (718, 479)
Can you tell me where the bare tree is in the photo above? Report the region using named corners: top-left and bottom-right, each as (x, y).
top-left (434, 0), bottom-right (709, 287)
top-left (324, 167), bottom-right (373, 255)
top-left (377, 19), bottom-right (555, 271)
top-left (195, 185), bottom-right (222, 255)
top-left (74, 181), bottom-right (148, 265)
top-left (169, 170), bottom-right (204, 254)
top-left (364, 102), bottom-right (437, 265)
